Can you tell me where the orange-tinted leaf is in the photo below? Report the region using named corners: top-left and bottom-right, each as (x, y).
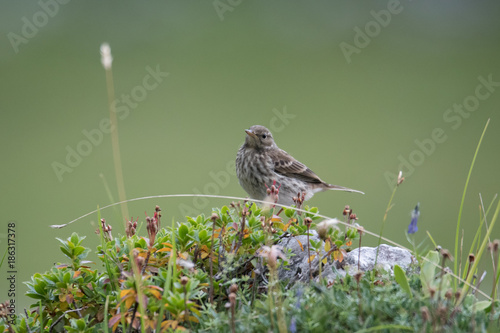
top-left (271, 214), bottom-right (282, 222)
top-left (120, 289), bottom-right (134, 299)
top-left (345, 240), bottom-right (352, 246)
top-left (157, 248), bottom-right (171, 253)
top-left (295, 238), bottom-right (304, 251)
top-left (148, 285), bottom-right (163, 291)
top-left (333, 250), bottom-right (344, 262)
top-left (148, 289), bottom-right (162, 299)
top-left (125, 296), bottom-right (135, 310)
top-left (59, 301), bottom-right (69, 311)
top-left (73, 271), bottom-right (81, 278)
top-left (274, 222), bottom-right (286, 231)
top-left (109, 314), bottom-right (122, 330)
top-left (308, 254), bottom-right (316, 263)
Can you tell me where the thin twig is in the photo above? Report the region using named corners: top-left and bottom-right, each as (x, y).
top-left (24, 309), bottom-right (32, 333)
top-left (141, 249), bottom-right (151, 275)
top-left (307, 225), bottom-right (312, 283)
top-left (184, 285), bottom-right (193, 331)
top-left (234, 205), bottom-right (248, 254)
top-left (358, 236), bottom-right (362, 272)
top-left (128, 303), bottom-right (139, 333)
top-left (49, 306), bottom-right (88, 332)
top-left (209, 216), bottom-right (217, 305)
top-left (100, 43), bottom-right (129, 222)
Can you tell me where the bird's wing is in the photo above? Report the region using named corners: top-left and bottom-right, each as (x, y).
top-left (271, 149), bottom-right (324, 184)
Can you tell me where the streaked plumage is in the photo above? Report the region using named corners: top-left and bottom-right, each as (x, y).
top-left (236, 125), bottom-right (363, 206)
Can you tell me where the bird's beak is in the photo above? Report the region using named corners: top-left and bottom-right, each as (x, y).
top-left (245, 129), bottom-right (257, 139)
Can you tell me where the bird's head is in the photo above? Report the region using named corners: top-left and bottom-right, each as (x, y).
top-left (244, 125), bottom-right (276, 149)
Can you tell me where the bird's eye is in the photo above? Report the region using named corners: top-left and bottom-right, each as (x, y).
top-left (261, 135), bottom-right (267, 139)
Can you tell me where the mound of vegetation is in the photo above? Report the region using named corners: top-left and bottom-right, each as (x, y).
top-left (1, 195), bottom-right (499, 332)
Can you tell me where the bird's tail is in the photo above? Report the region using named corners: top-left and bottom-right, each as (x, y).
top-left (327, 184), bottom-right (365, 195)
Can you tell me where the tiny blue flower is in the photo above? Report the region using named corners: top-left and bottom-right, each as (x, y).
top-left (408, 203), bottom-right (420, 234)
top-left (289, 318), bottom-right (297, 333)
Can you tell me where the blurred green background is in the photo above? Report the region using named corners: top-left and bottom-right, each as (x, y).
top-left (1, 1), bottom-right (499, 311)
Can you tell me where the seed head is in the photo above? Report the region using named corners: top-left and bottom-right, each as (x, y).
top-left (100, 43), bottom-right (113, 69)
top-left (304, 217), bottom-right (313, 228)
top-left (440, 249), bottom-right (453, 262)
top-left (354, 271), bottom-right (363, 283)
top-left (229, 284), bottom-right (238, 293)
top-left (445, 289), bottom-right (453, 300)
top-left (180, 276), bottom-right (189, 286)
top-left (397, 170), bottom-right (405, 185)
top-left (429, 287), bottom-right (436, 299)
top-left (420, 306), bottom-right (430, 322)
top-left (316, 219), bottom-right (339, 240)
top-left (258, 245), bottom-right (286, 269)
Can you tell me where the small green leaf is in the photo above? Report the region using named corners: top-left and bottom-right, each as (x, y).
top-left (221, 205), bottom-right (230, 216)
top-left (474, 300), bottom-right (491, 312)
top-left (394, 265), bottom-right (412, 298)
top-left (199, 229), bottom-right (208, 242)
top-left (178, 224), bottom-right (189, 240)
top-left (421, 250), bottom-right (439, 296)
top-left (63, 271), bottom-right (71, 284)
top-left (73, 246), bottom-right (86, 257)
top-left (60, 247), bottom-right (72, 259)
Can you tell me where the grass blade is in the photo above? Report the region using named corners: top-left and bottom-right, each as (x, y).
top-left (454, 118), bottom-right (490, 286)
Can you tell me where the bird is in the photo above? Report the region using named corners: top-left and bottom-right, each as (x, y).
top-left (236, 125), bottom-right (364, 206)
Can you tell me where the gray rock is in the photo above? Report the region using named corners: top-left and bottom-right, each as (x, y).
top-left (277, 231), bottom-right (327, 285)
top-left (342, 244), bottom-right (413, 276)
top-left (278, 235), bottom-right (413, 286)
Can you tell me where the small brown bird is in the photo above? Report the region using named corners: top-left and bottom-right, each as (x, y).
top-left (236, 125), bottom-right (363, 206)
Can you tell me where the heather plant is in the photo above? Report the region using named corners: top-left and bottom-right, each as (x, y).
top-left (0, 194), bottom-right (498, 332)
